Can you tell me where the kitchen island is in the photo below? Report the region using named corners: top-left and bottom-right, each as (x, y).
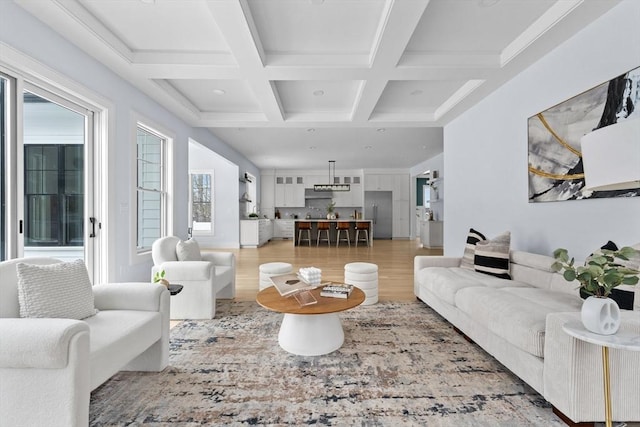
top-left (294, 219), bottom-right (373, 246)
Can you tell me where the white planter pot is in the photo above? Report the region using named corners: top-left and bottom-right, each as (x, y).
top-left (581, 296), bottom-right (620, 335)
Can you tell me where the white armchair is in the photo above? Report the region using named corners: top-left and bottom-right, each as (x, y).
top-left (0, 257), bottom-right (169, 427)
top-left (151, 236), bottom-right (236, 319)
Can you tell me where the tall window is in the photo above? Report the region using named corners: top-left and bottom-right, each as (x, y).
top-left (0, 77), bottom-right (6, 260)
top-left (136, 124), bottom-right (166, 251)
top-left (190, 172), bottom-right (213, 235)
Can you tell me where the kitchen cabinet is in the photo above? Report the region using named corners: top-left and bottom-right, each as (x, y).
top-left (393, 174), bottom-right (410, 201)
top-left (364, 174), bottom-right (393, 191)
top-left (273, 219), bottom-right (295, 239)
top-left (350, 182), bottom-right (363, 206)
top-left (240, 219), bottom-right (273, 248)
top-left (333, 177), bottom-right (363, 207)
top-left (275, 176), bottom-right (305, 207)
top-left (392, 200), bottom-right (410, 238)
top-left (420, 220), bottom-right (443, 248)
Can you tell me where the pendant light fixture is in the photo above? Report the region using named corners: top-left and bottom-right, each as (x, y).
top-left (314, 160), bottom-right (350, 191)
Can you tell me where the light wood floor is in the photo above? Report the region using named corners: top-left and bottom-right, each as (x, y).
top-left (205, 239), bottom-right (443, 302)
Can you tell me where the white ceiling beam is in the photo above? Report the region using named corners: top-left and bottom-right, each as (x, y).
top-left (500, 0), bottom-right (584, 67)
top-left (206, 0), bottom-right (284, 122)
top-left (350, 0), bottom-right (431, 123)
top-left (399, 52), bottom-right (500, 68)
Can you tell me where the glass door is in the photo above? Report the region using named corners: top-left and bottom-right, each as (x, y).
top-left (0, 76), bottom-right (7, 261)
top-left (19, 87), bottom-right (94, 268)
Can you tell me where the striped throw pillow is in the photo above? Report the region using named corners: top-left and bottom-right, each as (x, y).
top-left (474, 231), bottom-right (511, 279)
top-left (460, 228), bottom-right (486, 270)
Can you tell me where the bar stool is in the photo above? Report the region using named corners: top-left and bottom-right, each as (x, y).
top-left (297, 222), bottom-right (312, 246)
top-left (336, 221), bottom-right (351, 247)
top-left (355, 221), bottom-right (370, 247)
top-left (317, 222), bottom-right (331, 246)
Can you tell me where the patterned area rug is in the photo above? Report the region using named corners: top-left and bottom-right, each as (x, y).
top-left (90, 300), bottom-right (563, 426)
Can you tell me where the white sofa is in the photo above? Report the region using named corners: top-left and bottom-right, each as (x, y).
top-left (414, 250), bottom-right (640, 424)
top-left (151, 236), bottom-right (235, 319)
top-left (0, 257), bottom-right (170, 427)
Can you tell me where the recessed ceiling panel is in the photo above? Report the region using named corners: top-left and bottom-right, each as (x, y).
top-left (275, 80), bottom-right (361, 114)
top-left (167, 80), bottom-right (260, 112)
top-left (246, 0), bottom-right (386, 55)
top-left (79, 0), bottom-right (229, 51)
top-left (374, 80), bottom-right (467, 114)
top-left (406, 0), bottom-right (556, 53)
top-left (211, 127), bottom-right (443, 169)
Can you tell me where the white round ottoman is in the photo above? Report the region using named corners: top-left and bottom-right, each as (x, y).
top-left (259, 262), bottom-right (293, 290)
top-left (344, 262), bottom-right (378, 305)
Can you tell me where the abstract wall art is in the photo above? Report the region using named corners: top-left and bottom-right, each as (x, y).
top-left (528, 66), bottom-right (640, 202)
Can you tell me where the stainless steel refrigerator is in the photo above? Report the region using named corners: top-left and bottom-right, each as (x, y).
top-left (364, 191), bottom-right (392, 239)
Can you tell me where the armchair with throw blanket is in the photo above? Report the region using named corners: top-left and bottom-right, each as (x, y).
top-left (151, 236), bottom-right (235, 319)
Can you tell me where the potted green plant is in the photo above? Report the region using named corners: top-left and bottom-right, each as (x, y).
top-left (552, 246), bottom-right (639, 335)
top-left (326, 200), bottom-right (336, 219)
top-left (153, 270), bottom-right (170, 288)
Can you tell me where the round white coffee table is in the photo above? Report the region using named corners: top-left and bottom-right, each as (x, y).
top-left (257, 285), bottom-right (365, 356)
top-left (562, 321), bottom-right (640, 427)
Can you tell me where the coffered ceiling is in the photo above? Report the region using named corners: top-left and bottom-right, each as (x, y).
top-left (15, 0), bottom-right (620, 170)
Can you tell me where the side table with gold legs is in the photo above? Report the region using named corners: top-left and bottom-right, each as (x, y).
top-left (562, 321), bottom-right (640, 427)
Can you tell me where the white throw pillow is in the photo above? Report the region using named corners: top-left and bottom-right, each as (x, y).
top-left (176, 238), bottom-right (202, 261)
top-left (17, 259), bottom-right (98, 319)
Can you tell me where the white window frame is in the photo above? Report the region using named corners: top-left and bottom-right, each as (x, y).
top-left (0, 44), bottom-right (112, 283)
top-left (189, 169), bottom-right (214, 236)
top-left (130, 113), bottom-right (174, 261)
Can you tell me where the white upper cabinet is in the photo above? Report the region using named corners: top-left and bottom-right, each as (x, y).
top-left (364, 174), bottom-right (394, 191)
top-left (275, 175), bottom-right (305, 207)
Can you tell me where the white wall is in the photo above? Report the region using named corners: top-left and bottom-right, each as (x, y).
top-left (0, 2), bottom-right (257, 281)
top-left (189, 140), bottom-right (241, 249)
top-left (444, 0), bottom-right (640, 260)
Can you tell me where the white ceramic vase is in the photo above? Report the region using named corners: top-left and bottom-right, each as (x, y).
top-left (581, 296), bottom-right (620, 335)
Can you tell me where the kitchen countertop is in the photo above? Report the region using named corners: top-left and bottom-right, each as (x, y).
top-left (294, 219), bottom-right (369, 222)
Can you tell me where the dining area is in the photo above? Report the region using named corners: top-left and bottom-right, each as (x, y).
top-left (294, 220), bottom-right (373, 247)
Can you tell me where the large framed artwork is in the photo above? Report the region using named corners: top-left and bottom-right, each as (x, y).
top-left (528, 66), bottom-right (640, 202)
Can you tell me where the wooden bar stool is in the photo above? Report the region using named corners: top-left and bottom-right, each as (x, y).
top-left (355, 221), bottom-right (370, 247)
top-left (297, 222), bottom-right (312, 246)
top-left (336, 221), bottom-right (351, 247)
top-left (317, 222), bottom-right (331, 246)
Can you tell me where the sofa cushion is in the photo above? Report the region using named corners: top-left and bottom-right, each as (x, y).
top-left (417, 267), bottom-right (482, 306)
top-left (176, 238), bottom-right (202, 261)
top-left (460, 228), bottom-right (486, 270)
top-left (455, 286), bottom-right (582, 358)
top-left (474, 231), bottom-right (511, 279)
top-left (16, 260), bottom-right (98, 320)
top-left (85, 310), bottom-right (161, 390)
top-left (417, 267), bottom-right (529, 307)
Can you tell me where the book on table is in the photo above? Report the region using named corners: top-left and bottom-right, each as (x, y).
top-left (320, 284), bottom-right (354, 299)
top-left (269, 273), bottom-right (317, 297)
